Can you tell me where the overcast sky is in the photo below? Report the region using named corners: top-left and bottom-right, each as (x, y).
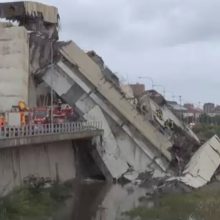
top-left (2, 0), bottom-right (220, 106)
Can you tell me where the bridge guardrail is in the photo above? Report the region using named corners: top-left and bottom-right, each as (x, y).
top-left (0, 121), bottom-right (102, 140)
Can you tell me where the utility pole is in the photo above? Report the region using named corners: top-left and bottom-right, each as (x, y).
top-left (179, 95), bottom-right (183, 120)
top-left (179, 95), bottom-right (182, 106)
top-left (50, 40), bottom-right (54, 124)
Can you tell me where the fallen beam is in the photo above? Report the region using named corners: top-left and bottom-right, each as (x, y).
top-left (170, 135), bottom-right (220, 188)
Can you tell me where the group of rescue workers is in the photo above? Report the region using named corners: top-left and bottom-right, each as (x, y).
top-left (156, 109), bottom-right (175, 131)
top-left (0, 100), bottom-right (77, 128)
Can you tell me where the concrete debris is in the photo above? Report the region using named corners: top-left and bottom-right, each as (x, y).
top-left (87, 51), bottom-right (120, 88)
top-left (24, 2), bottom-right (58, 23)
top-left (84, 105), bottom-right (129, 179)
top-left (138, 90), bottom-right (200, 172)
top-left (170, 135), bottom-right (220, 188)
top-left (1, 0), bottom-right (220, 191)
top-left (60, 41), bottom-right (174, 161)
top-left (123, 171), bottom-right (139, 182)
top-left (0, 1), bottom-right (58, 24)
top-left (152, 169), bottom-right (168, 179)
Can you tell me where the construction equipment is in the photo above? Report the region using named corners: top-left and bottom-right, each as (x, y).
top-left (32, 107), bottom-right (50, 125)
top-left (0, 99), bottom-right (77, 128)
top-left (32, 104), bottom-right (77, 125)
top-left (53, 104), bottom-right (77, 124)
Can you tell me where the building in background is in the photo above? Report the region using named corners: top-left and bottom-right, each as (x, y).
top-left (167, 101), bottom-right (187, 119)
top-left (203, 103), bottom-right (215, 114)
top-left (183, 103), bottom-right (203, 123)
top-left (129, 83), bottom-right (145, 98)
top-left (215, 105), bottom-right (220, 116)
top-left (184, 103), bottom-right (194, 110)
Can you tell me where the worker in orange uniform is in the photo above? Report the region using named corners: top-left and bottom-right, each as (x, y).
top-left (18, 101), bottom-right (28, 126)
top-left (18, 101), bottom-right (28, 111)
top-left (20, 112), bottom-right (26, 126)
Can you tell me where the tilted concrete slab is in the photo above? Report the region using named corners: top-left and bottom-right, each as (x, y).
top-left (172, 135), bottom-right (220, 188)
top-left (41, 64), bottom-right (169, 182)
top-left (59, 41), bottom-right (173, 161)
top-left (42, 61), bottom-right (170, 174)
top-left (150, 99), bottom-right (200, 144)
top-left (84, 105), bottom-right (129, 179)
top-left (138, 93), bottom-right (200, 145)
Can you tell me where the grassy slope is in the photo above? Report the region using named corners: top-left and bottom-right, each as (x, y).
top-left (124, 184), bottom-right (220, 220)
top-left (193, 124), bottom-right (220, 141)
top-left (0, 183), bottom-right (72, 220)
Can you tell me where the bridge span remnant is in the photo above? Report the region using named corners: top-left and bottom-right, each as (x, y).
top-left (0, 1), bottom-right (200, 193)
top-left (0, 122), bottom-right (107, 194)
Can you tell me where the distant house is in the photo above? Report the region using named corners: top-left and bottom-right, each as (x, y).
top-left (203, 103), bottom-right (215, 114)
top-left (184, 103), bottom-right (194, 110)
top-left (214, 105), bottom-right (220, 116)
top-left (167, 101), bottom-right (187, 119)
top-left (183, 103), bottom-right (203, 123)
top-left (129, 83), bottom-right (145, 98)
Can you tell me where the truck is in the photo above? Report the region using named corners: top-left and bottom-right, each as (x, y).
top-left (32, 104), bottom-right (77, 125)
top-left (32, 107), bottom-right (50, 125)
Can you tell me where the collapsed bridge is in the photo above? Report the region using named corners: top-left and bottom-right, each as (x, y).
top-left (0, 1), bottom-right (209, 189)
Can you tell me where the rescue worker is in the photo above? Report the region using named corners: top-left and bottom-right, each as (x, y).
top-left (156, 109), bottom-right (163, 121)
top-left (18, 101), bottom-right (28, 126)
top-left (164, 119), bottom-right (174, 130)
top-left (0, 115), bottom-right (5, 128)
top-left (57, 99), bottom-right (62, 111)
top-left (20, 112), bottom-right (26, 126)
top-left (18, 101), bottom-right (28, 111)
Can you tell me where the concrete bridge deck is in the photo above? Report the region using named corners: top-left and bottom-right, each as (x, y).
top-left (0, 121), bottom-right (103, 148)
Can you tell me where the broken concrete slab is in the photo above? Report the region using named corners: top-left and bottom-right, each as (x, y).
top-left (59, 42), bottom-right (173, 161)
top-left (172, 135), bottom-right (220, 188)
top-left (43, 61), bottom-right (169, 175)
top-left (123, 171), bottom-right (139, 182)
top-left (0, 1), bottom-right (58, 24)
top-left (84, 105), bottom-right (129, 179)
top-left (2, 1), bottom-right (217, 188)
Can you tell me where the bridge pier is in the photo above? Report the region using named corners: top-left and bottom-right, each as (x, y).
top-left (0, 122), bottom-right (106, 194)
top-left (0, 140), bottom-right (75, 195)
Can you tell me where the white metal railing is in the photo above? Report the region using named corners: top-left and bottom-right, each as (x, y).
top-left (0, 121), bottom-right (102, 140)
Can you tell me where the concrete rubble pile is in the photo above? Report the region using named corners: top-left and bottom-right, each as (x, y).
top-left (138, 90), bottom-right (201, 170)
top-left (0, 1), bottom-right (220, 189)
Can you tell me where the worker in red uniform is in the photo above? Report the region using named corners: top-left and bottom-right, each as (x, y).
top-left (0, 115), bottom-right (5, 128)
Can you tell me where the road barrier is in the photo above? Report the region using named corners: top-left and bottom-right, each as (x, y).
top-left (0, 121), bottom-right (102, 139)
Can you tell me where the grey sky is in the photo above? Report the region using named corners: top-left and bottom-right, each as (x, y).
top-left (2, 0), bottom-right (220, 106)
